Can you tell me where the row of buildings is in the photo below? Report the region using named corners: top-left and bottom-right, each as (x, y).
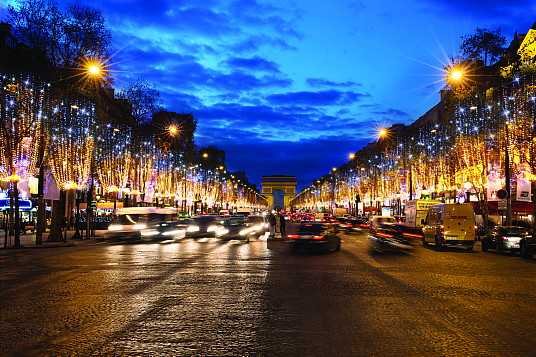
top-left (0, 21), bottom-right (267, 244)
top-left (291, 23), bottom-right (536, 229)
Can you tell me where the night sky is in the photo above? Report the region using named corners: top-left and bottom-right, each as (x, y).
top-left (1, 0), bottom-right (534, 190)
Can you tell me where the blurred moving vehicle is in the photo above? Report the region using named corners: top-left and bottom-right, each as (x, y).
top-left (343, 218), bottom-right (368, 234)
top-left (421, 203), bottom-right (476, 250)
top-left (105, 207), bottom-right (181, 241)
top-left (287, 222), bottom-right (341, 252)
top-left (481, 226), bottom-right (530, 254)
top-left (368, 215), bottom-right (397, 230)
top-left (245, 215), bottom-right (269, 236)
top-left (368, 223), bottom-right (412, 252)
top-left (520, 232), bottom-right (536, 259)
top-left (186, 215), bottom-right (223, 238)
top-left (215, 216), bottom-right (262, 242)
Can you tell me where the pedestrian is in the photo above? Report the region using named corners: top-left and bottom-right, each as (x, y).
top-left (268, 212), bottom-right (276, 238)
top-left (279, 213), bottom-right (286, 238)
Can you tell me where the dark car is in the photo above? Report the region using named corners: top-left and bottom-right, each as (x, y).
top-left (287, 222), bottom-right (341, 252)
top-left (245, 215), bottom-right (269, 236)
top-left (520, 231), bottom-right (536, 259)
top-left (215, 216), bottom-right (261, 242)
top-left (481, 226), bottom-right (529, 254)
top-left (185, 215), bottom-right (222, 238)
top-left (139, 218), bottom-right (192, 241)
top-left (344, 218), bottom-right (368, 234)
top-left (368, 223), bottom-right (412, 252)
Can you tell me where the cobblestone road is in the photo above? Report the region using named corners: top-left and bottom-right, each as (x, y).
top-left (1, 230), bottom-right (535, 356)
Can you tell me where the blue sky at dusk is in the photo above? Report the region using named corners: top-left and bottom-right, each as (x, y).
top-left (1, 0), bottom-right (534, 191)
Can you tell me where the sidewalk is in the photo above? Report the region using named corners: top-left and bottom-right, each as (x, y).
top-left (0, 229), bottom-right (106, 250)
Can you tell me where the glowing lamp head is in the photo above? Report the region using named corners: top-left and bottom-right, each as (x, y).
top-left (168, 125), bottom-right (178, 135)
top-left (450, 70), bottom-right (463, 81)
top-left (378, 129), bottom-right (387, 138)
top-left (88, 65), bottom-right (101, 75)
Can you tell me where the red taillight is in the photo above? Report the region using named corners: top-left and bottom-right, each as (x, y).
top-left (501, 236), bottom-right (508, 241)
top-left (403, 232), bottom-right (423, 238)
top-left (377, 232), bottom-right (395, 238)
top-left (312, 235), bottom-right (324, 240)
top-left (287, 234), bottom-right (299, 239)
top-left (359, 224), bottom-right (368, 228)
top-left (346, 223), bottom-right (354, 227)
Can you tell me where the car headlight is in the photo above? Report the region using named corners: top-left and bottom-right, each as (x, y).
top-left (187, 226), bottom-right (200, 232)
top-left (140, 229), bottom-right (159, 236)
top-left (207, 225), bottom-right (219, 232)
top-left (108, 224), bottom-right (123, 231)
top-left (132, 224), bottom-right (147, 230)
top-left (216, 229), bottom-right (229, 236)
top-left (240, 228), bottom-right (253, 236)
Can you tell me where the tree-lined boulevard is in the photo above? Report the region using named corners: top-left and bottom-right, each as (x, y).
top-left (1, 228), bottom-right (535, 356)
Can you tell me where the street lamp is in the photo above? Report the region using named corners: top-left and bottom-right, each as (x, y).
top-left (84, 60), bottom-right (105, 240)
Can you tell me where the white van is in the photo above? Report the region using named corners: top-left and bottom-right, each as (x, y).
top-left (422, 203), bottom-right (477, 250)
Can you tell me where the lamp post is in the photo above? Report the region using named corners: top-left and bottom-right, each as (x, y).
top-left (85, 60), bottom-right (104, 240)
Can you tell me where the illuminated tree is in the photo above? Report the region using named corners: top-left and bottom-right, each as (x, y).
top-left (0, 75), bottom-right (45, 246)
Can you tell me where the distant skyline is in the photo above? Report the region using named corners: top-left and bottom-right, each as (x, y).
top-left (2, 0), bottom-right (534, 190)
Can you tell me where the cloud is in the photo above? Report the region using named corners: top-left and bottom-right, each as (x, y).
top-left (306, 78), bottom-right (362, 88)
top-left (267, 90), bottom-right (369, 106)
top-left (225, 56), bottom-right (281, 73)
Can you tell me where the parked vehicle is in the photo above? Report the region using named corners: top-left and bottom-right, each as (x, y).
top-left (481, 226), bottom-right (530, 254)
top-left (368, 223), bottom-right (413, 252)
top-left (404, 199), bottom-right (439, 228)
top-left (520, 232), bottom-right (536, 259)
top-left (186, 215), bottom-right (223, 238)
top-left (422, 203), bottom-right (476, 250)
top-left (287, 222), bottom-right (341, 252)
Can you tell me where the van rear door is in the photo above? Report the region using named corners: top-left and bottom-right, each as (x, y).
top-left (443, 204), bottom-right (476, 241)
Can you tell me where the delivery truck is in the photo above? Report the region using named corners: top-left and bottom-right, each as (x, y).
top-left (404, 199), bottom-right (440, 228)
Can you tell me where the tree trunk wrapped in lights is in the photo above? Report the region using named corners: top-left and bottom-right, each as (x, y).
top-left (0, 76), bottom-right (45, 247)
top-left (46, 99), bottom-right (94, 241)
top-left (130, 140), bottom-right (156, 205)
top-left (94, 123), bottom-right (133, 203)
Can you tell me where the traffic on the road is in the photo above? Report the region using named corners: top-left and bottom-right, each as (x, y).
top-left (1, 207), bottom-right (535, 357)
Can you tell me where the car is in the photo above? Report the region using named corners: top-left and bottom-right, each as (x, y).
top-left (367, 215), bottom-right (397, 231)
top-left (343, 218), bottom-right (368, 234)
top-left (105, 207), bottom-right (180, 241)
top-left (520, 231), bottom-right (536, 259)
top-left (185, 215), bottom-right (223, 238)
top-left (215, 216), bottom-right (261, 242)
top-left (287, 222), bottom-right (341, 252)
top-left (368, 223), bottom-right (413, 252)
top-left (245, 215), bottom-right (269, 236)
top-left (482, 226), bottom-right (530, 254)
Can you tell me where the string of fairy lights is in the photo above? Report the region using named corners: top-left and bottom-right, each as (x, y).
top-left (292, 75), bottom-right (536, 211)
top-left (1, 73), bottom-right (266, 210)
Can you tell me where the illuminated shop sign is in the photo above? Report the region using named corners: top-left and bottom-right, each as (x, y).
top-left (0, 199), bottom-right (33, 210)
